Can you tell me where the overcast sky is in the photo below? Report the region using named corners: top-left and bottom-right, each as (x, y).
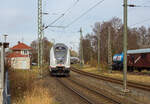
top-left (0, 0), bottom-right (150, 50)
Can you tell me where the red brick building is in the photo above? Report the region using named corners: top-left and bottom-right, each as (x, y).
top-left (7, 41), bottom-right (32, 69)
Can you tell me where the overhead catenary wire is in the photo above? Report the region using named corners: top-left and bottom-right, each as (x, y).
top-left (63, 0), bottom-right (79, 15)
top-left (49, 29), bottom-right (79, 34)
top-left (119, 1), bottom-right (150, 18)
top-left (127, 4), bottom-right (150, 8)
top-left (122, 3), bottom-right (150, 28)
top-left (45, 14), bottom-right (65, 29)
top-left (130, 18), bottom-right (150, 27)
top-left (45, 0), bottom-right (79, 29)
top-left (65, 0), bottom-right (105, 28)
top-left (128, 0), bottom-right (150, 6)
top-left (141, 0), bottom-right (150, 6)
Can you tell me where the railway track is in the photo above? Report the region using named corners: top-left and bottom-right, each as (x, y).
top-left (71, 67), bottom-right (150, 91)
top-left (57, 78), bottom-right (94, 104)
top-left (57, 77), bottom-right (122, 104)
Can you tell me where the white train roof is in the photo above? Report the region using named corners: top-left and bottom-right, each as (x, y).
top-left (127, 48), bottom-right (150, 54)
top-left (53, 43), bottom-right (68, 49)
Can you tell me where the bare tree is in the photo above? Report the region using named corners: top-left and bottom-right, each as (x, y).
top-left (80, 17), bottom-right (150, 66)
top-left (30, 37), bottom-right (53, 64)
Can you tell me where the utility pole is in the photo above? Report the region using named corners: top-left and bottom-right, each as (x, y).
top-left (97, 24), bottom-right (100, 71)
top-left (123, 0), bottom-right (129, 93)
top-left (80, 28), bottom-right (84, 67)
top-left (41, 24), bottom-right (44, 69)
top-left (38, 0), bottom-right (43, 77)
top-left (108, 27), bottom-right (112, 73)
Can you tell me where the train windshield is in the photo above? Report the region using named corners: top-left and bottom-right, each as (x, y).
top-left (55, 46), bottom-right (67, 59)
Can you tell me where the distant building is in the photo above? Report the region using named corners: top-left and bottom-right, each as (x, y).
top-left (7, 41), bottom-right (32, 69)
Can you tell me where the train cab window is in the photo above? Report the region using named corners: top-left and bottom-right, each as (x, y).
top-left (55, 46), bottom-right (67, 59)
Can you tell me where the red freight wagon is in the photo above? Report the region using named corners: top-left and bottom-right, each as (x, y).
top-left (127, 48), bottom-right (150, 72)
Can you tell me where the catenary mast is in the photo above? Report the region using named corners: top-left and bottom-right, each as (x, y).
top-left (38, 0), bottom-right (43, 75)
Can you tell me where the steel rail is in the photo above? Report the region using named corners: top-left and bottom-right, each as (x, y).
top-left (56, 78), bottom-right (95, 104)
top-left (67, 78), bottom-right (121, 104)
top-left (71, 67), bottom-right (150, 91)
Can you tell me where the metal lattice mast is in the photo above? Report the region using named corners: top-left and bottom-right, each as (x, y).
top-left (108, 27), bottom-right (112, 72)
top-left (80, 28), bottom-right (84, 67)
top-left (41, 24), bottom-right (44, 66)
top-left (38, 0), bottom-right (43, 70)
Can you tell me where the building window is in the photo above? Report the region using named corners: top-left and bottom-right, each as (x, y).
top-left (24, 50), bottom-right (27, 54)
top-left (24, 50), bottom-right (28, 55)
top-left (21, 50), bottom-right (28, 55)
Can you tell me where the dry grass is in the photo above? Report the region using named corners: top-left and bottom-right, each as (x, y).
top-left (9, 67), bottom-right (56, 104)
top-left (16, 83), bottom-right (52, 104)
top-left (73, 64), bottom-right (150, 84)
top-left (103, 72), bottom-right (150, 84)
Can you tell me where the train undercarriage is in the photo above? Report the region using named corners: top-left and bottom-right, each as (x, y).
top-left (112, 63), bottom-right (150, 72)
top-left (50, 67), bottom-right (70, 76)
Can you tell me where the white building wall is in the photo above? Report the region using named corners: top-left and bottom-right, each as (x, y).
top-left (11, 57), bottom-right (30, 69)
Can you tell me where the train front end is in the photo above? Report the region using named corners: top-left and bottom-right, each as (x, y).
top-left (49, 43), bottom-right (70, 76)
top-left (112, 53), bottom-right (124, 70)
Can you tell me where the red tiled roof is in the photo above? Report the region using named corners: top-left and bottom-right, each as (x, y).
top-left (7, 52), bottom-right (29, 58)
top-left (11, 42), bottom-right (32, 50)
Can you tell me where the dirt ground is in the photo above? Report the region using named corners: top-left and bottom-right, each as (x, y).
top-left (73, 64), bottom-right (150, 84)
